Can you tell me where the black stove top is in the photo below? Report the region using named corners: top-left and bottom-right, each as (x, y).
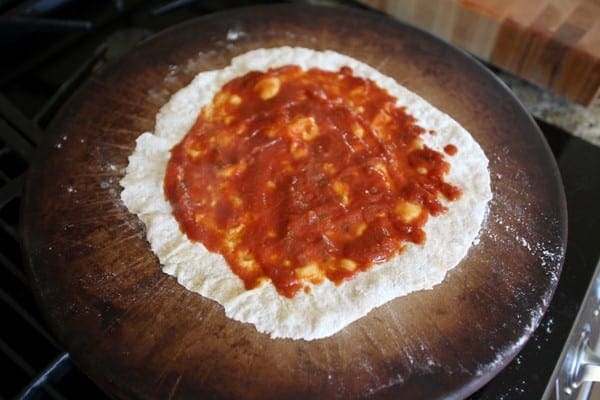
top-left (1, 1), bottom-right (599, 399)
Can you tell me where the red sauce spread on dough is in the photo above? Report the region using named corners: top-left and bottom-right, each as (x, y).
top-left (164, 65), bottom-right (461, 298)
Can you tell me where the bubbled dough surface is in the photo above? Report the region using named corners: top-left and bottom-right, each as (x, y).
top-left (120, 47), bottom-right (492, 340)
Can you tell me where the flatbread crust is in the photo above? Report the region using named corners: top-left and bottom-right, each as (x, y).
top-left (120, 47), bottom-right (492, 340)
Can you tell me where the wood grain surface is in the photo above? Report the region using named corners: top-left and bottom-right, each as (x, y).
top-left (21, 4), bottom-right (567, 399)
top-left (359, 0), bottom-right (600, 106)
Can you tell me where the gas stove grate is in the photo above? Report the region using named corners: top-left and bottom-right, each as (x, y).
top-left (0, 129), bottom-right (113, 400)
top-left (0, 2), bottom-right (290, 398)
top-left (1, 1), bottom-right (138, 398)
top-left (0, 79), bottom-right (114, 400)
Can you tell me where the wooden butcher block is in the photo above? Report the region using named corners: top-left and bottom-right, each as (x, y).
top-left (21, 4), bottom-right (567, 400)
top-left (359, 0), bottom-right (600, 106)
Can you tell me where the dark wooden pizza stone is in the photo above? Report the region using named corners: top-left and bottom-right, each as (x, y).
top-left (21, 4), bottom-right (567, 399)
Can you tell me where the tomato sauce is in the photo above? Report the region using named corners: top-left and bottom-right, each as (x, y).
top-left (444, 144), bottom-right (458, 156)
top-left (164, 65), bottom-right (461, 298)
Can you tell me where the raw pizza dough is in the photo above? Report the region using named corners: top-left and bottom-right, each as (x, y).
top-left (120, 47), bottom-right (492, 340)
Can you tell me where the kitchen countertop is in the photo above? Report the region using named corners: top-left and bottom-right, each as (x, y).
top-left (498, 71), bottom-right (600, 147)
top-left (355, 0), bottom-right (600, 108)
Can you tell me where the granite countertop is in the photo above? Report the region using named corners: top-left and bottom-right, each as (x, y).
top-left (498, 72), bottom-right (600, 147)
